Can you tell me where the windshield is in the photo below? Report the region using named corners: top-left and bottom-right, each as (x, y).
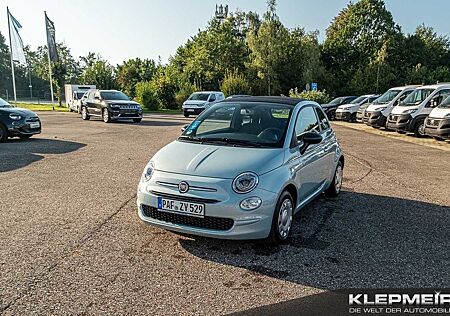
top-left (76, 92), bottom-right (85, 99)
top-left (328, 97), bottom-right (343, 105)
top-left (350, 96), bottom-right (367, 104)
top-left (438, 95), bottom-right (450, 108)
top-left (179, 102), bottom-right (293, 148)
top-left (188, 93), bottom-right (210, 101)
top-left (100, 91), bottom-right (130, 101)
top-left (399, 88), bottom-right (435, 106)
top-left (0, 98), bottom-right (12, 108)
top-left (373, 89), bottom-right (401, 104)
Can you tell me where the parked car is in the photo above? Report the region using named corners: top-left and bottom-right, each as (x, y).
top-left (137, 96), bottom-right (344, 244)
top-left (386, 84), bottom-right (450, 137)
top-left (0, 98), bottom-right (41, 142)
top-left (355, 102), bottom-right (371, 123)
top-left (81, 89), bottom-right (143, 123)
top-left (424, 95), bottom-right (450, 140)
top-left (320, 96), bottom-right (357, 120)
top-left (335, 94), bottom-right (379, 122)
top-left (364, 85), bottom-right (419, 129)
top-left (182, 91), bottom-right (225, 117)
top-left (65, 84), bottom-right (96, 113)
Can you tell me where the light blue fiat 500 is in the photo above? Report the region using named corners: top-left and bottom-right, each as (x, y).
top-left (137, 96), bottom-right (344, 244)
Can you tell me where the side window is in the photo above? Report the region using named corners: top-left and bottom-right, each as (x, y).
top-left (294, 106), bottom-right (320, 137)
top-left (315, 107), bottom-right (330, 131)
top-left (209, 94), bottom-right (216, 102)
top-left (430, 89), bottom-right (450, 107)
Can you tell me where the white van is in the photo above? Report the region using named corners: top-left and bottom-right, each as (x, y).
top-left (364, 85), bottom-right (419, 128)
top-left (424, 95), bottom-right (450, 140)
top-left (335, 94), bottom-right (379, 122)
top-left (386, 84), bottom-right (450, 137)
top-left (65, 84), bottom-right (96, 113)
top-left (182, 91), bottom-right (225, 117)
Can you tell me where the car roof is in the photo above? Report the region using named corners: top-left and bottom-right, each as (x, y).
top-left (220, 96), bottom-right (305, 106)
top-left (193, 91), bottom-right (223, 94)
top-left (420, 83), bottom-right (450, 89)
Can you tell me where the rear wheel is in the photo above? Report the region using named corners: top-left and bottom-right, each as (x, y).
top-left (103, 109), bottom-right (112, 123)
top-left (81, 107), bottom-right (90, 120)
top-left (133, 118), bottom-right (142, 123)
top-left (413, 120), bottom-right (425, 138)
top-left (0, 124), bottom-right (7, 142)
top-left (433, 136), bottom-right (445, 141)
top-left (325, 161), bottom-right (343, 197)
top-left (267, 191), bottom-right (294, 245)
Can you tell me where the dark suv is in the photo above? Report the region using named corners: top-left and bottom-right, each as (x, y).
top-left (0, 98), bottom-right (41, 142)
top-left (81, 89), bottom-right (143, 123)
top-left (320, 96), bottom-right (357, 120)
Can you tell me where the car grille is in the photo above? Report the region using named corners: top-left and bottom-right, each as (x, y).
top-left (25, 117), bottom-right (40, 123)
top-left (141, 205), bottom-right (234, 231)
top-left (364, 112), bottom-right (371, 118)
top-left (150, 191), bottom-right (220, 204)
top-left (426, 118), bottom-right (441, 128)
top-left (389, 115), bottom-right (399, 122)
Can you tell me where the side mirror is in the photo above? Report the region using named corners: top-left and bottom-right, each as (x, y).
top-left (94, 96), bottom-right (101, 100)
top-left (181, 124), bottom-right (189, 133)
top-left (297, 132), bottom-right (322, 154)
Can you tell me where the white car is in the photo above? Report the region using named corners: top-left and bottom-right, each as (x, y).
top-left (424, 95), bottom-right (450, 140)
top-left (386, 84), bottom-right (450, 137)
top-left (364, 85), bottom-right (419, 128)
top-left (335, 94), bottom-right (379, 122)
top-left (182, 91), bottom-right (225, 117)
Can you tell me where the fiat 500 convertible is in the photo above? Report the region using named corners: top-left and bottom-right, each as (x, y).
top-left (137, 96), bottom-right (344, 244)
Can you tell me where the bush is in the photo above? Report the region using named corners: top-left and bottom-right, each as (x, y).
top-left (221, 69), bottom-right (251, 97)
top-left (289, 87), bottom-right (330, 104)
top-left (135, 81), bottom-right (159, 111)
top-left (135, 74), bottom-right (178, 110)
top-left (175, 83), bottom-right (198, 107)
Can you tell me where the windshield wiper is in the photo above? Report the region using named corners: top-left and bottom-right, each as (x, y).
top-left (199, 137), bottom-right (263, 147)
top-left (178, 135), bottom-right (203, 143)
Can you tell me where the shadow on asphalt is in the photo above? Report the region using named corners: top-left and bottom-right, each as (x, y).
top-left (0, 138), bottom-right (86, 172)
top-left (179, 191), bottom-right (450, 290)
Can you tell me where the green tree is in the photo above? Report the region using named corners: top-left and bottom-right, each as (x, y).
top-left (221, 69), bottom-right (250, 96)
top-left (116, 58), bottom-right (157, 98)
top-left (80, 57), bottom-right (115, 89)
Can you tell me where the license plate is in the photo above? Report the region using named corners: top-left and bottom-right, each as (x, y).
top-left (187, 109), bottom-right (195, 112)
top-left (157, 197), bottom-right (205, 218)
top-left (29, 122), bottom-right (40, 129)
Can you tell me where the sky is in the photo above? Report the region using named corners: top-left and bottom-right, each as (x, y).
top-left (1, 0), bottom-right (450, 65)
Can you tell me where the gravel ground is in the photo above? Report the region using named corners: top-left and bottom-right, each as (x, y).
top-left (0, 112), bottom-right (449, 315)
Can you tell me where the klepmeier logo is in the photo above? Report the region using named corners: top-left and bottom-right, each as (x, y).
top-left (348, 291), bottom-right (450, 314)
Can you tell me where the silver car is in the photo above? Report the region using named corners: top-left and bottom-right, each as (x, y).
top-left (137, 96), bottom-right (344, 244)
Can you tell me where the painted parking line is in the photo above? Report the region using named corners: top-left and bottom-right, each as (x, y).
top-left (332, 121), bottom-right (450, 152)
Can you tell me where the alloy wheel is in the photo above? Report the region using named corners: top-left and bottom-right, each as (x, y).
top-left (335, 164), bottom-right (343, 193)
top-left (277, 198), bottom-right (293, 240)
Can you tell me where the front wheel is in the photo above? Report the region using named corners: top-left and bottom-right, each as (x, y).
top-left (103, 109), bottom-right (112, 123)
top-left (267, 191), bottom-right (294, 245)
top-left (433, 136), bottom-right (444, 141)
top-left (19, 135), bottom-right (32, 139)
top-left (81, 107), bottom-right (90, 120)
top-left (413, 120), bottom-right (425, 138)
top-left (183, 113), bottom-right (190, 118)
top-left (133, 118), bottom-right (142, 123)
top-left (325, 160), bottom-right (343, 197)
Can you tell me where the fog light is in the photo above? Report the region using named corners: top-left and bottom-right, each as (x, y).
top-left (240, 197), bottom-right (262, 211)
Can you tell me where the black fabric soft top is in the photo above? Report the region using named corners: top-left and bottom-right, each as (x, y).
top-left (220, 96), bottom-right (305, 106)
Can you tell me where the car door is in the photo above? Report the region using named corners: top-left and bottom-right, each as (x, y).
top-left (85, 91), bottom-right (96, 114)
top-left (290, 106), bottom-right (328, 202)
top-left (315, 106), bottom-right (336, 181)
top-left (93, 91), bottom-right (103, 115)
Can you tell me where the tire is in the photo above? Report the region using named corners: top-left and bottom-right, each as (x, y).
top-left (325, 160), bottom-right (343, 197)
top-left (349, 113), bottom-right (357, 123)
top-left (267, 191), bottom-right (294, 245)
top-left (103, 109), bottom-right (112, 123)
top-left (133, 118), bottom-right (142, 123)
top-left (372, 125), bottom-right (381, 129)
top-left (69, 107), bottom-right (73, 112)
top-left (433, 136), bottom-right (444, 141)
top-left (413, 120), bottom-right (425, 138)
top-left (0, 124), bottom-right (7, 142)
top-left (328, 111), bottom-right (336, 121)
top-left (19, 135), bottom-right (32, 139)
top-left (183, 113), bottom-right (190, 118)
top-left (81, 107), bottom-right (90, 120)
top-left (397, 131), bottom-right (406, 134)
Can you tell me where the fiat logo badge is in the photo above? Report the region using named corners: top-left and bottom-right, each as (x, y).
top-left (179, 181), bottom-right (189, 194)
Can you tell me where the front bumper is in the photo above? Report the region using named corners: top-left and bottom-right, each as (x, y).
top-left (7, 117), bottom-right (42, 136)
top-left (137, 171), bottom-right (278, 240)
top-left (110, 108), bottom-right (142, 120)
top-left (386, 114), bottom-right (412, 132)
top-left (356, 110), bottom-right (364, 123)
top-left (183, 107), bottom-right (205, 115)
top-left (424, 117), bottom-right (450, 139)
top-left (335, 111), bottom-right (352, 121)
top-left (367, 111), bottom-right (387, 128)
top-left (362, 111), bottom-right (371, 124)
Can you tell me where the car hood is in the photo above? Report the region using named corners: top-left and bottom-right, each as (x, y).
top-left (429, 107), bottom-right (450, 119)
top-left (152, 140), bottom-right (285, 179)
top-left (106, 100), bottom-right (139, 105)
top-left (336, 103), bottom-right (357, 111)
top-left (366, 103), bottom-right (389, 112)
top-left (0, 107), bottom-right (38, 117)
top-left (320, 103), bottom-right (337, 109)
top-left (183, 100), bottom-right (207, 106)
top-left (391, 105), bottom-right (419, 115)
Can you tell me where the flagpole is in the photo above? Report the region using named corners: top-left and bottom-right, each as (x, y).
top-left (45, 11), bottom-right (55, 106)
top-left (7, 7), bottom-right (17, 104)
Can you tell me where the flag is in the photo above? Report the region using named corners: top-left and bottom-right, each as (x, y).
top-left (7, 8), bottom-right (26, 65)
top-left (45, 12), bottom-right (58, 62)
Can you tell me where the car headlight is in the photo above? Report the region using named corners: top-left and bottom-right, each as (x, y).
top-left (142, 161), bottom-right (155, 182)
top-left (232, 172), bottom-right (259, 194)
top-left (240, 197), bottom-right (262, 211)
top-left (375, 107), bottom-right (387, 111)
top-left (9, 113), bottom-right (22, 120)
top-left (403, 109), bottom-right (417, 114)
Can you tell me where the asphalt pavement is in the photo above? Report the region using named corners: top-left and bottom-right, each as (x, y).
top-left (0, 112), bottom-right (449, 315)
